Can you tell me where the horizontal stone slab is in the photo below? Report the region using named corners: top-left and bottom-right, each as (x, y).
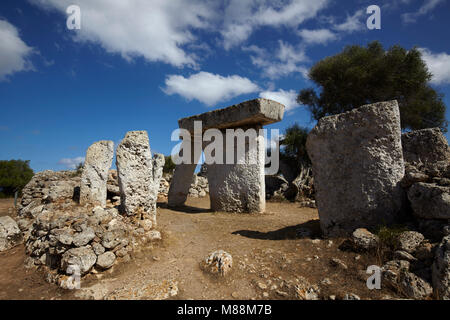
top-left (178, 98), bottom-right (285, 132)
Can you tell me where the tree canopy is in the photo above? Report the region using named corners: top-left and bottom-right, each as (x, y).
top-left (163, 155), bottom-right (176, 174)
top-left (280, 123), bottom-right (310, 176)
top-left (0, 160), bottom-right (34, 197)
top-left (298, 41), bottom-right (448, 132)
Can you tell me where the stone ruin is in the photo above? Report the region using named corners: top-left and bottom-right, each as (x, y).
top-left (306, 100), bottom-right (450, 237)
top-left (168, 98), bottom-right (285, 213)
top-left (1, 96), bottom-right (449, 299)
top-left (307, 101), bottom-right (406, 237)
top-left (10, 130), bottom-right (165, 287)
top-left (306, 100), bottom-right (450, 299)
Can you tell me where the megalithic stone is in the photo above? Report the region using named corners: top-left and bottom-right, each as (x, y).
top-left (306, 100), bottom-right (405, 237)
top-left (80, 140), bottom-right (114, 207)
top-left (168, 98), bottom-right (285, 213)
top-left (116, 131), bottom-right (164, 225)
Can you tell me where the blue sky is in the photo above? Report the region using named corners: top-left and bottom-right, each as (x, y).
top-left (1, 0), bottom-right (450, 172)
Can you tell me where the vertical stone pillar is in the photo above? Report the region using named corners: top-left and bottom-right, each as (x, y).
top-left (80, 140), bottom-right (114, 207)
top-left (168, 136), bottom-right (203, 207)
top-left (116, 131), bottom-right (164, 225)
top-left (207, 126), bottom-right (266, 213)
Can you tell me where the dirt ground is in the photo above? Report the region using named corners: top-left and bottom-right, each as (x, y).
top-left (0, 197), bottom-right (400, 300)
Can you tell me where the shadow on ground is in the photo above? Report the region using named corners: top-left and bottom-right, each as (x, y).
top-left (231, 219), bottom-right (321, 240)
top-left (157, 202), bottom-right (212, 214)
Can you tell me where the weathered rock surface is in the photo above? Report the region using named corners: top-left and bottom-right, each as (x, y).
top-left (306, 100), bottom-right (405, 236)
top-left (0, 216), bottom-right (23, 252)
top-left (397, 231), bottom-right (424, 253)
top-left (432, 236), bottom-right (450, 300)
top-left (382, 260), bottom-right (410, 290)
top-left (407, 183), bottom-right (450, 220)
top-left (351, 228), bottom-right (379, 251)
top-left (202, 250), bottom-right (233, 276)
top-left (402, 128), bottom-right (450, 166)
top-left (398, 270), bottom-right (433, 299)
top-left (80, 140), bottom-right (114, 207)
top-left (116, 131), bottom-right (164, 224)
top-left (61, 246), bottom-right (97, 275)
top-left (96, 251), bottom-right (116, 269)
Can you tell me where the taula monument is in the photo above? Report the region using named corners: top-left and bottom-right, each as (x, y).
top-left (168, 98), bottom-right (285, 213)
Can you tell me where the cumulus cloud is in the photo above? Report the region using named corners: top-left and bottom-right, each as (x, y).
top-left (29, 0), bottom-right (218, 67)
top-left (298, 28), bottom-right (337, 45)
top-left (0, 19), bottom-right (35, 80)
top-left (162, 71), bottom-right (260, 106)
top-left (333, 9), bottom-right (366, 33)
top-left (419, 48), bottom-right (450, 85)
top-left (402, 0), bottom-right (445, 23)
top-left (221, 0), bottom-right (330, 49)
top-left (259, 89), bottom-right (300, 112)
top-left (244, 41), bottom-right (309, 79)
top-left (58, 156), bottom-right (85, 169)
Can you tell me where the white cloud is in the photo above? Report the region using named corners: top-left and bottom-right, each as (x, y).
top-left (419, 48), bottom-right (450, 85)
top-left (402, 0), bottom-right (445, 23)
top-left (30, 0), bottom-right (218, 67)
top-left (333, 9), bottom-right (365, 33)
top-left (0, 19), bottom-right (35, 80)
top-left (58, 156), bottom-right (85, 169)
top-left (244, 41), bottom-right (309, 79)
top-left (259, 89), bottom-right (300, 112)
top-left (162, 71), bottom-right (260, 106)
top-left (221, 0), bottom-right (330, 49)
top-left (298, 28), bottom-right (337, 45)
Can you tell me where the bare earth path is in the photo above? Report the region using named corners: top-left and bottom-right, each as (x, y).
top-left (0, 197), bottom-right (398, 300)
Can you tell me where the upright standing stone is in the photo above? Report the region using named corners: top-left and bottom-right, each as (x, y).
top-left (116, 131), bottom-right (164, 225)
top-left (80, 140), bottom-right (114, 207)
top-left (0, 216), bottom-right (23, 252)
top-left (168, 98), bottom-right (284, 213)
top-left (306, 100), bottom-right (405, 236)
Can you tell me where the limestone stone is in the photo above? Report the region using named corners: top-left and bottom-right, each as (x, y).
top-left (202, 250), bottom-right (233, 276)
top-left (80, 140), bottom-right (114, 207)
top-left (96, 252), bottom-right (116, 269)
top-left (0, 216), bottom-right (23, 252)
top-left (397, 231), bottom-right (424, 253)
top-left (351, 228), bottom-right (379, 251)
top-left (116, 131), bottom-right (164, 224)
top-left (61, 246), bottom-right (97, 275)
top-left (399, 270), bottom-right (433, 299)
top-left (73, 227), bottom-right (96, 247)
top-left (408, 183), bottom-right (450, 220)
top-left (432, 236), bottom-right (450, 300)
top-left (402, 128), bottom-right (450, 166)
top-left (178, 98), bottom-right (284, 133)
top-left (206, 128), bottom-right (266, 213)
top-left (306, 100), bottom-right (405, 236)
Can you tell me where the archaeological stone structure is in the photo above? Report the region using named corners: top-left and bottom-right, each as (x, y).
top-left (116, 131), bottom-right (165, 225)
top-left (306, 100), bottom-right (406, 236)
top-left (80, 140), bottom-right (114, 207)
top-left (168, 98), bottom-right (285, 213)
